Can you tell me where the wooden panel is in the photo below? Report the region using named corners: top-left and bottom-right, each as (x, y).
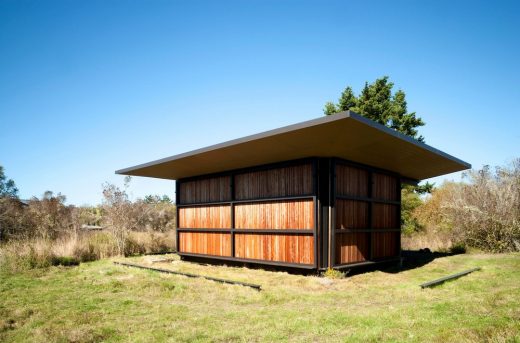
top-left (234, 199), bottom-right (314, 229)
top-left (234, 163), bottom-right (313, 200)
top-left (372, 232), bottom-right (398, 258)
top-left (335, 232), bottom-right (369, 264)
top-left (179, 176), bottom-right (231, 204)
top-left (335, 164), bottom-right (369, 197)
top-left (336, 199), bottom-right (368, 229)
top-left (234, 233), bottom-right (314, 264)
top-left (179, 232), bottom-right (231, 256)
top-left (178, 205), bottom-right (231, 229)
top-left (372, 173), bottom-right (398, 201)
top-left (372, 204), bottom-right (399, 229)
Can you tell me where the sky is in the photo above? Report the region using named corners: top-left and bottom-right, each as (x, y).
top-left (1, 0), bottom-right (519, 205)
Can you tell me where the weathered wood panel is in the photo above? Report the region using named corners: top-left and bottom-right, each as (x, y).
top-left (372, 173), bottom-right (398, 201)
top-left (234, 163), bottom-right (313, 200)
top-left (335, 164), bottom-right (369, 197)
top-left (178, 205), bottom-right (231, 229)
top-left (234, 233), bottom-right (314, 264)
top-left (335, 232), bottom-right (369, 264)
top-left (372, 232), bottom-right (398, 258)
top-left (179, 232), bottom-right (231, 256)
top-left (372, 203), bottom-right (399, 229)
top-left (234, 199), bottom-right (314, 229)
top-left (179, 176), bottom-right (231, 204)
top-left (335, 199), bottom-right (369, 229)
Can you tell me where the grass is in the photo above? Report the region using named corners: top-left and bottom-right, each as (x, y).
top-left (1, 253), bottom-right (519, 342)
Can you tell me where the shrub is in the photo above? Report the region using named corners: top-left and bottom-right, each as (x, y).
top-left (322, 268), bottom-right (347, 279)
top-left (50, 256), bottom-right (80, 266)
top-left (414, 159), bottom-right (520, 253)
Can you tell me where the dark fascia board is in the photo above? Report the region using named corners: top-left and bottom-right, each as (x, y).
top-left (115, 111), bottom-right (471, 180)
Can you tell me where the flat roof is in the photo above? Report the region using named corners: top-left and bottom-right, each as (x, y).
top-left (116, 111), bottom-right (471, 181)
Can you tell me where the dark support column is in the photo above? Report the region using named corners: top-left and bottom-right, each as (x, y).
top-left (175, 180), bottom-right (180, 253)
top-left (368, 172), bottom-right (373, 260)
top-left (318, 158), bottom-right (331, 269)
top-left (397, 178), bottom-right (402, 260)
top-left (230, 175), bottom-right (235, 258)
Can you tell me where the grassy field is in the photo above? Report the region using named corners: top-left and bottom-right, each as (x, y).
top-left (1, 253), bottom-right (519, 342)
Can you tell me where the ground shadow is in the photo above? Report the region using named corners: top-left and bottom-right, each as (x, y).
top-left (384, 249), bottom-right (462, 274)
top-left (176, 250), bottom-right (464, 277)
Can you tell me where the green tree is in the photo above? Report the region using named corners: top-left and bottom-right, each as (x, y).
top-left (144, 194), bottom-right (172, 204)
top-left (324, 76), bottom-right (425, 142)
top-left (0, 166), bottom-right (18, 198)
top-left (324, 77), bottom-right (432, 233)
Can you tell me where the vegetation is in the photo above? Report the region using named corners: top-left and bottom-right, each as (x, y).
top-left (1, 253), bottom-right (519, 342)
top-left (324, 76), bottom-right (425, 142)
top-left (0, 171), bottom-right (176, 269)
top-left (323, 76), bottom-right (433, 233)
top-left (411, 160), bottom-right (520, 253)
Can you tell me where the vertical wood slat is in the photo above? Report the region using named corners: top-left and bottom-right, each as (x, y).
top-left (335, 199), bottom-right (369, 229)
top-left (178, 162), bottom-right (316, 264)
top-left (334, 162), bottom-right (400, 265)
top-left (372, 204), bottom-right (399, 229)
top-left (372, 173), bottom-right (398, 201)
top-left (335, 232), bottom-right (369, 264)
top-left (372, 232), bottom-right (398, 258)
top-left (178, 205), bottom-right (231, 229)
top-left (234, 234), bottom-right (314, 264)
top-left (179, 176), bottom-right (231, 204)
top-left (335, 164), bottom-right (369, 197)
top-left (179, 232), bottom-right (231, 257)
top-left (234, 164), bottom-right (313, 200)
top-left (234, 199), bottom-right (314, 230)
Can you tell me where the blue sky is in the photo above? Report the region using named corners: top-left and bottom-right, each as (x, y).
top-left (1, 0), bottom-right (519, 205)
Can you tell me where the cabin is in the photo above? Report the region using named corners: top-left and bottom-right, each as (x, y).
top-left (116, 111), bottom-right (470, 270)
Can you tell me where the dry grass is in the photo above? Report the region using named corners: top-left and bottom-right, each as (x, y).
top-left (1, 252), bottom-right (519, 342)
top-left (402, 228), bottom-right (454, 251)
top-left (0, 230), bottom-right (176, 272)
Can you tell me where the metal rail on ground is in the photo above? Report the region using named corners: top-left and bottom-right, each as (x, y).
top-left (113, 261), bottom-right (261, 291)
top-left (420, 267), bottom-right (481, 289)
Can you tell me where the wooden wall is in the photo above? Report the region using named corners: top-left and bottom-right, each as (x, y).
top-left (334, 162), bottom-right (400, 265)
top-left (177, 161), bottom-right (315, 266)
top-left (179, 176), bottom-right (231, 203)
top-left (234, 200), bottom-right (314, 229)
top-left (178, 205), bottom-right (231, 229)
top-left (234, 234), bottom-right (314, 264)
top-left (178, 232), bottom-right (231, 257)
top-left (234, 164), bottom-right (313, 200)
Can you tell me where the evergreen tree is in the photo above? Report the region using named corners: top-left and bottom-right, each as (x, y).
top-left (324, 77), bottom-right (433, 232)
top-left (0, 166), bottom-right (18, 198)
top-left (324, 76), bottom-right (425, 142)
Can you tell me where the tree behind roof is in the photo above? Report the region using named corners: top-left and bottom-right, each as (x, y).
top-left (324, 76), bottom-right (425, 142)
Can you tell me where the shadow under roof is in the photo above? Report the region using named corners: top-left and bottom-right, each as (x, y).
top-left (116, 111), bottom-right (471, 181)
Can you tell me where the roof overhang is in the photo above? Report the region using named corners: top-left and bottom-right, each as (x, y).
top-left (116, 111), bottom-right (471, 181)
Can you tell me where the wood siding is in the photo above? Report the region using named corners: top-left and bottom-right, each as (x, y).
top-left (335, 164), bottom-right (369, 197)
top-left (179, 176), bottom-right (231, 204)
top-left (372, 204), bottom-right (399, 229)
top-left (372, 232), bottom-right (398, 259)
top-left (179, 232), bottom-right (231, 256)
top-left (334, 161), bottom-right (400, 265)
top-left (372, 173), bottom-right (398, 201)
top-left (177, 160), bottom-right (316, 266)
top-left (335, 232), bottom-right (369, 264)
top-left (234, 233), bottom-right (314, 264)
top-left (336, 199), bottom-right (368, 229)
top-left (234, 163), bottom-right (313, 200)
top-left (178, 205), bottom-right (231, 229)
top-left (234, 199), bottom-right (314, 230)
